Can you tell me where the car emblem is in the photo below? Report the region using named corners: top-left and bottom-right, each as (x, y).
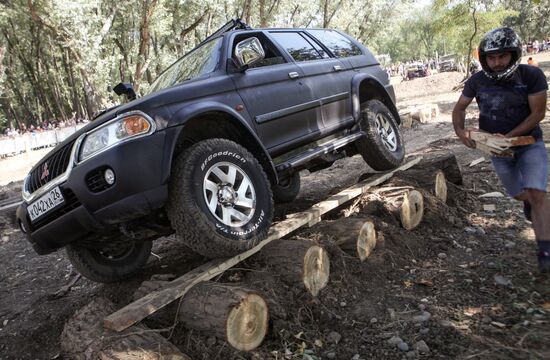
top-left (40, 163), bottom-right (50, 181)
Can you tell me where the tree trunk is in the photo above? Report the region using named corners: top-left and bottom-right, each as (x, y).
top-left (396, 169), bottom-right (448, 203)
top-left (258, 239), bottom-right (330, 296)
top-left (61, 298), bottom-right (190, 360)
top-left (406, 152), bottom-right (462, 185)
top-left (134, 0), bottom-right (158, 94)
top-left (313, 218), bottom-right (377, 261)
top-left (377, 189), bottom-right (424, 230)
top-left (133, 281), bottom-right (269, 351)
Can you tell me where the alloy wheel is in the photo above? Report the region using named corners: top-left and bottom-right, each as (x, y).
top-left (203, 162), bottom-right (256, 227)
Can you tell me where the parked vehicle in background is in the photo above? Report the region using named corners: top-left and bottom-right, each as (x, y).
top-left (406, 62), bottom-right (429, 79)
top-left (16, 19), bottom-right (404, 283)
top-left (438, 54), bottom-right (458, 72)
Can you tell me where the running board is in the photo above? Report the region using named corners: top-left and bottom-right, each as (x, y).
top-left (275, 131), bottom-right (364, 173)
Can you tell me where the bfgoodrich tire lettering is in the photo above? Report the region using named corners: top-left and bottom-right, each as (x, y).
top-left (167, 138), bottom-right (273, 258)
top-left (356, 99), bottom-right (405, 170)
top-left (66, 239), bottom-right (152, 283)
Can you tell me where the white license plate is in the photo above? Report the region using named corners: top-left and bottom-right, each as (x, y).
top-left (28, 187), bottom-right (65, 222)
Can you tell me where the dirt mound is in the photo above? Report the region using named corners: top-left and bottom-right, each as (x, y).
top-left (395, 72), bottom-right (464, 101)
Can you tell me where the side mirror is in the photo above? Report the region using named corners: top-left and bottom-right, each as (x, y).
top-left (113, 82), bottom-right (137, 101)
top-left (234, 37), bottom-right (265, 69)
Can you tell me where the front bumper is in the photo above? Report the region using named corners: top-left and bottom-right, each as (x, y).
top-left (17, 132), bottom-right (169, 254)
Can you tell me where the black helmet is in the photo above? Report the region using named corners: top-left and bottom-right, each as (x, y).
top-left (478, 27), bottom-right (522, 82)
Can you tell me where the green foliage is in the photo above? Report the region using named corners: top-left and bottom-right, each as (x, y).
top-left (0, 0), bottom-right (545, 127)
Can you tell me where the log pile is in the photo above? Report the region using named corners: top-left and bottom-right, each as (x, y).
top-left (399, 104), bottom-right (440, 128)
top-left (59, 154), bottom-right (467, 358)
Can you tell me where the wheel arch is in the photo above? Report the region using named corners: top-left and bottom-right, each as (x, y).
top-left (351, 74), bottom-right (401, 125)
top-left (166, 104), bottom-right (277, 184)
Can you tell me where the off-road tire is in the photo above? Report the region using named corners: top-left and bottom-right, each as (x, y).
top-left (272, 172), bottom-right (300, 203)
top-left (356, 99), bottom-right (405, 171)
top-left (66, 240), bottom-right (152, 283)
top-left (167, 138), bottom-right (273, 258)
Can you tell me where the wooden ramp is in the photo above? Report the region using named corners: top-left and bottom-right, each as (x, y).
top-left (103, 157), bottom-right (422, 332)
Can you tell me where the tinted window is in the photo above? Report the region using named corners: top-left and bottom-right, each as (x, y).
top-left (269, 32), bottom-right (324, 62)
top-left (307, 30), bottom-right (362, 58)
top-left (146, 37), bottom-right (221, 95)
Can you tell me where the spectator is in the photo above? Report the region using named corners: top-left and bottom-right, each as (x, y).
top-left (527, 57), bottom-right (539, 67)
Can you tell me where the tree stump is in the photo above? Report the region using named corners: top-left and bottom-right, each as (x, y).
top-left (175, 282), bottom-right (268, 351)
top-left (407, 152), bottom-right (462, 185)
top-left (133, 281), bottom-right (268, 351)
top-left (61, 298), bottom-right (190, 360)
top-left (312, 218), bottom-right (377, 261)
top-left (396, 169), bottom-right (447, 203)
top-left (378, 189), bottom-right (424, 230)
top-left (259, 239), bottom-right (330, 297)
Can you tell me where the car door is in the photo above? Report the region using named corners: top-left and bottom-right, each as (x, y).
top-left (229, 32), bottom-right (323, 156)
top-left (269, 31), bottom-right (354, 135)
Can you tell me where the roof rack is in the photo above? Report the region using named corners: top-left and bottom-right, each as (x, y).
top-left (202, 18), bottom-right (252, 44)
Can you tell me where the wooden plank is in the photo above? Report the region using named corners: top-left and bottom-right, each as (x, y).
top-left (103, 157), bottom-right (422, 332)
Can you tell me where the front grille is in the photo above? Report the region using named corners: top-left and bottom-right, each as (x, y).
top-left (86, 168), bottom-right (110, 192)
top-left (28, 140), bottom-right (75, 194)
top-left (30, 188), bottom-right (81, 230)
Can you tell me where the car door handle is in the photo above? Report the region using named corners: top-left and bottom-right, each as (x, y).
top-left (288, 72), bottom-right (299, 79)
top-left (333, 65), bottom-right (343, 71)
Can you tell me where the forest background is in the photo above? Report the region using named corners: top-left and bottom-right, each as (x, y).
top-left (0, 0), bottom-right (549, 132)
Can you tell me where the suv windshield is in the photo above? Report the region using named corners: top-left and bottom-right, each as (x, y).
top-left (146, 37), bottom-right (222, 95)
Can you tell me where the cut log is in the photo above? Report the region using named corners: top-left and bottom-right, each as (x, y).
top-left (411, 107), bottom-right (431, 123)
top-left (178, 282), bottom-right (268, 351)
top-left (395, 169), bottom-right (447, 203)
top-left (312, 218), bottom-right (377, 261)
top-left (61, 298), bottom-right (190, 360)
top-left (381, 189), bottom-right (424, 230)
top-left (259, 239), bottom-right (329, 297)
top-left (400, 190), bottom-right (424, 230)
top-left (434, 170), bottom-right (448, 203)
top-left (407, 152), bottom-right (462, 185)
top-left (399, 112), bottom-right (413, 128)
top-left (133, 281), bottom-right (269, 351)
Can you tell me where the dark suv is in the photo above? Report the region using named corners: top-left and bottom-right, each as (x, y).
top-left (16, 20), bottom-right (404, 282)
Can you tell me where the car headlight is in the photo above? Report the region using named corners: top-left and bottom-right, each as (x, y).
top-left (79, 113), bottom-right (154, 162)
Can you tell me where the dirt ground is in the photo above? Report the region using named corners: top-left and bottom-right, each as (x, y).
top-left (1, 53), bottom-right (550, 360)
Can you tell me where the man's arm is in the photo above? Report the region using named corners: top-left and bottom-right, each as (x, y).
top-left (452, 95), bottom-right (476, 148)
top-left (506, 91), bottom-right (547, 138)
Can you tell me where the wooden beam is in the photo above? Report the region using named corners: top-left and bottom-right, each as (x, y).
top-left (103, 156), bottom-right (422, 332)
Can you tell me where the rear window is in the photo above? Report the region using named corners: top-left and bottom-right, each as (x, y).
top-left (307, 30), bottom-right (362, 58)
top-left (269, 32), bottom-right (325, 62)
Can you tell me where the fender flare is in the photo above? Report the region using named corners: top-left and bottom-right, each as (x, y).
top-left (351, 73), bottom-right (401, 124)
top-left (168, 101), bottom-right (278, 183)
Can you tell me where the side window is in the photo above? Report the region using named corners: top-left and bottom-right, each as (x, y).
top-left (302, 33), bottom-right (330, 59)
top-left (269, 32), bottom-right (324, 62)
top-left (232, 33), bottom-right (286, 68)
top-left (307, 30), bottom-right (362, 58)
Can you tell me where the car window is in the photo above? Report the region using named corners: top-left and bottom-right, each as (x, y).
top-left (232, 33), bottom-right (286, 68)
top-left (307, 30), bottom-right (362, 58)
top-left (269, 32), bottom-right (324, 62)
top-left (301, 33), bottom-right (330, 59)
top-left (146, 37), bottom-right (222, 95)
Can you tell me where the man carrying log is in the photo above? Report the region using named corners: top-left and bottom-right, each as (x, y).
top-left (452, 27), bottom-right (550, 273)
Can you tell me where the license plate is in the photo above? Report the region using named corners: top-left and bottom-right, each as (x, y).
top-left (28, 186), bottom-right (65, 222)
